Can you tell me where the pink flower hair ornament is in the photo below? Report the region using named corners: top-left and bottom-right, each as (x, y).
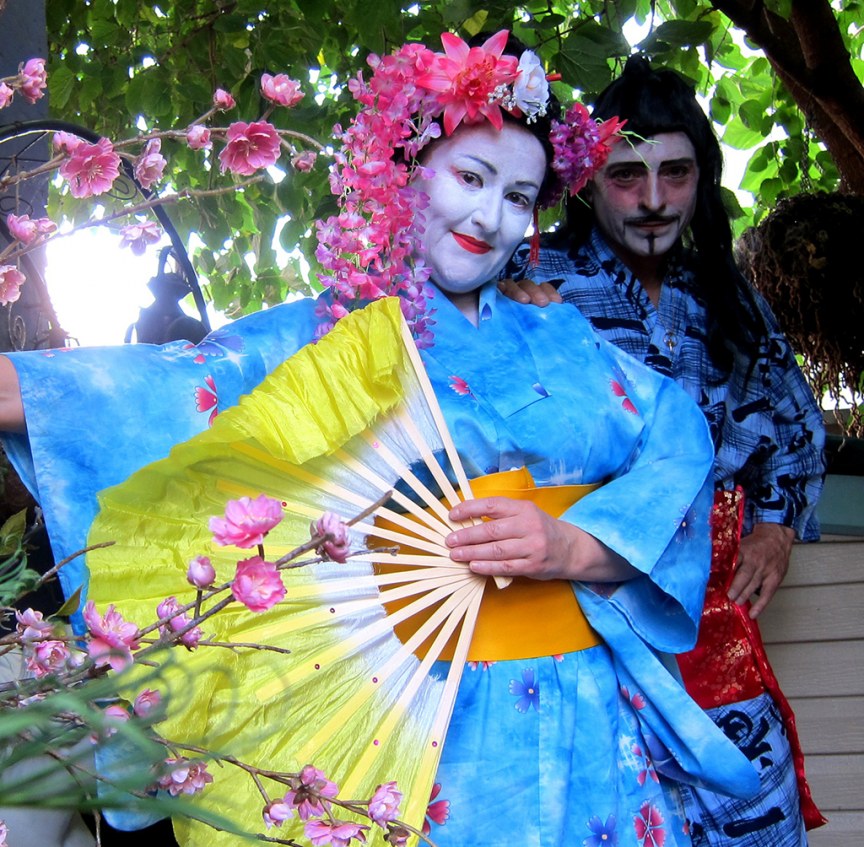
top-left (314, 29), bottom-right (625, 345)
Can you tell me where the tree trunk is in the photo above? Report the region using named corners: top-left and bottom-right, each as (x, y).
top-left (712, 0), bottom-right (864, 193)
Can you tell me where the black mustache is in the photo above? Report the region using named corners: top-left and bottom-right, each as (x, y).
top-left (625, 215), bottom-right (678, 226)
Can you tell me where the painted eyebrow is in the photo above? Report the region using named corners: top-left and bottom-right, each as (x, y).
top-left (459, 154), bottom-right (542, 190)
top-left (658, 157), bottom-right (697, 167)
top-left (607, 157), bottom-right (696, 170)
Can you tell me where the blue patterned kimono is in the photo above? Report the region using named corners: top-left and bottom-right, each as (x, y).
top-left (1, 285), bottom-right (758, 845)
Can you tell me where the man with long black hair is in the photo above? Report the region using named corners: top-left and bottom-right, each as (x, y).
top-left (505, 56), bottom-right (826, 846)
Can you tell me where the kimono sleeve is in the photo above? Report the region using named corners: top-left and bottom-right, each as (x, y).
top-left (0, 298), bottom-right (319, 621)
top-left (563, 341), bottom-right (715, 654)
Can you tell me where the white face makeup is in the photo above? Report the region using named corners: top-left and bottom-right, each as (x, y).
top-left (412, 121), bottom-right (546, 302)
top-left (589, 131), bottom-right (699, 280)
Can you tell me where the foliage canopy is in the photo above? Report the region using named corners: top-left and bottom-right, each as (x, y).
top-left (37, 0), bottom-right (864, 312)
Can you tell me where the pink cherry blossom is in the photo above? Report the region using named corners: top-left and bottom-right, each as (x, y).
top-left (415, 30), bottom-right (518, 135)
top-left (212, 88), bottom-right (236, 110)
top-left (311, 512), bottom-right (350, 563)
top-left (304, 819), bottom-right (368, 847)
top-left (186, 125), bottom-right (212, 150)
top-left (15, 608), bottom-right (54, 641)
top-left (187, 555), bottom-right (216, 588)
top-left (292, 150), bottom-right (317, 172)
top-left (218, 120), bottom-right (281, 175)
top-left (284, 764), bottom-right (340, 820)
top-left (448, 375), bottom-right (472, 397)
top-left (119, 221), bottom-right (162, 256)
top-left (58, 137), bottom-right (121, 198)
top-left (132, 688), bottom-right (163, 718)
top-left (367, 781), bottom-right (402, 827)
top-left (157, 757), bottom-right (214, 796)
top-left (383, 826), bottom-right (409, 846)
top-left (0, 266), bottom-right (25, 306)
top-left (83, 600), bottom-right (141, 671)
top-left (156, 596), bottom-right (203, 648)
top-left (19, 58), bottom-right (47, 104)
top-left (230, 557), bottom-right (285, 612)
top-left (6, 213), bottom-right (56, 245)
top-left (209, 494), bottom-right (283, 548)
top-left (103, 703), bottom-right (130, 728)
top-left (262, 798), bottom-right (294, 828)
top-left (24, 640), bottom-right (71, 678)
top-left (313, 40), bottom-right (441, 344)
top-left (89, 703), bottom-right (131, 743)
top-left (260, 73), bottom-right (304, 107)
top-left (52, 131), bottom-right (83, 155)
top-left (0, 83), bottom-right (13, 109)
top-left (133, 138), bottom-right (167, 190)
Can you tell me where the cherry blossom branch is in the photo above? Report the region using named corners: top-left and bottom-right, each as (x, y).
top-left (1, 57), bottom-right (324, 307)
top-left (34, 541), bottom-right (116, 589)
top-left (1, 487), bottom-right (423, 847)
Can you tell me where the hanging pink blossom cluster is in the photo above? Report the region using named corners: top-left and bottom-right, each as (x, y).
top-left (315, 29), bottom-right (625, 344)
top-left (315, 30), bottom-right (555, 346)
top-left (314, 40), bottom-right (443, 346)
top-left (0, 58), bottom-right (47, 108)
top-left (547, 102), bottom-right (628, 205)
top-left (262, 765), bottom-right (406, 846)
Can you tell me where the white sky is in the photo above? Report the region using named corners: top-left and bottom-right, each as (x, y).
top-left (45, 229), bottom-right (225, 346)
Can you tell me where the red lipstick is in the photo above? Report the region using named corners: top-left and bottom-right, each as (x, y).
top-left (451, 232), bottom-right (492, 254)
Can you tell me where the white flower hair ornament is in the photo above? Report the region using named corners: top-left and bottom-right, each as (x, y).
top-left (314, 29), bottom-right (626, 345)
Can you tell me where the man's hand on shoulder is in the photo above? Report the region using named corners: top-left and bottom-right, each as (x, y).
top-left (498, 279), bottom-right (563, 307)
top-left (728, 522), bottom-right (795, 618)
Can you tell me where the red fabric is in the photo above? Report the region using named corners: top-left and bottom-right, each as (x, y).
top-left (677, 488), bottom-right (826, 829)
top-left (528, 208), bottom-right (540, 267)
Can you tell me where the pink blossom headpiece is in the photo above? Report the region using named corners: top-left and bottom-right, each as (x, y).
top-left (314, 29), bottom-right (625, 345)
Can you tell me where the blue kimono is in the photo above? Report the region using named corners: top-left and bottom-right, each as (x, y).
top-left (1, 286), bottom-right (758, 845)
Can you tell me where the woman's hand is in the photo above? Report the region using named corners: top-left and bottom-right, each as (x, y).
top-left (446, 496), bottom-right (638, 583)
top-left (0, 357), bottom-right (25, 433)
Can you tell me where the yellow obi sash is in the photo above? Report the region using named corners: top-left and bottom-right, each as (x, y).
top-left (373, 467), bottom-right (602, 662)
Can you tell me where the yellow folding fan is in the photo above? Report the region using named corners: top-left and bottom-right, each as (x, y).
top-left (85, 297), bottom-right (492, 846)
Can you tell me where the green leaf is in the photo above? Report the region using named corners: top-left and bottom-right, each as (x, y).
top-left (764, 0), bottom-right (792, 19)
top-left (720, 186), bottom-right (746, 221)
top-left (709, 96), bottom-right (731, 125)
top-left (211, 13), bottom-right (250, 33)
top-left (0, 510), bottom-right (27, 557)
top-left (55, 586), bottom-right (83, 619)
top-left (48, 65), bottom-right (77, 111)
top-left (723, 117), bottom-right (764, 150)
top-left (739, 98), bottom-right (767, 131)
top-left (638, 19), bottom-right (715, 51)
top-left (89, 16), bottom-right (119, 42)
top-left (557, 24), bottom-right (627, 94)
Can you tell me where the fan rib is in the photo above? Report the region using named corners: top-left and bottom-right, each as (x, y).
top-left (219, 445), bottom-right (455, 545)
top-left (399, 319), bottom-right (475, 503)
top-left (392, 408), bottom-right (462, 509)
top-left (216, 463), bottom-right (451, 547)
top-left (251, 574), bottom-right (478, 701)
top-left (334, 443), bottom-right (455, 539)
top-left (338, 579), bottom-right (485, 795)
top-left (360, 431), bottom-right (456, 530)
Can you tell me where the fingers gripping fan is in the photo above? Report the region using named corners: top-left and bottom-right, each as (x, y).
top-left (86, 297), bottom-right (486, 846)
